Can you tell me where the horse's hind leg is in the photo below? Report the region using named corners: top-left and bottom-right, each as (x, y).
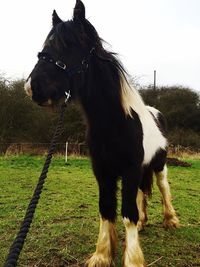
top-left (86, 173), bottom-right (117, 267)
top-left (136, 189), bottom-right (148, 231)
top-left (155, 164), bottom-right (179, 228)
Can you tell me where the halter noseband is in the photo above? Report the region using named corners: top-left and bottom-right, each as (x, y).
top-left (37, 47), bottom-right (95, 78)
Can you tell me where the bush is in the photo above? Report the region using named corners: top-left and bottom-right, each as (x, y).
top-left (0, 76), bottom-right (86, 154)
top-left (169, 129), bottom-right (200, 149)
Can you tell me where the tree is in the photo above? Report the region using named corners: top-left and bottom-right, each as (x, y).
top-left (140, 86), bottom-right (200, 148)
top-left (0, 77), bottom-right (52, 153)
top-left (0, 75), bottom-right (86, 154)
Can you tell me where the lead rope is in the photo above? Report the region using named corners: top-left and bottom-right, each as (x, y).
top-left (4, 99), bottom-right (68, 267)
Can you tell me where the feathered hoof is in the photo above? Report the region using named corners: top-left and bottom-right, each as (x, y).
top-left (163, 215), bottom-right (180, 229)
top-left (85, 253), bottom-right (114, 267)
top-left (123, 264), bottom-right (145, 267)
top-left (123, 260), bottom-right (146, 267)
top-left (123, 247), bottom-right (145, 267)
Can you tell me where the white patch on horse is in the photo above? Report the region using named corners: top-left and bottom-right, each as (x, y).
top-left (24, 77), bottom-right (32, 97)
top-left (146, 105), bottom-right (160, 117)
top-left (123, 218), bottom-right (145, 267)
top-left (120, 75), bottom-right (167, 165)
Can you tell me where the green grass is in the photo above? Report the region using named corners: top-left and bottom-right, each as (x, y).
top-left (0, 155), bottom-right (200, 266)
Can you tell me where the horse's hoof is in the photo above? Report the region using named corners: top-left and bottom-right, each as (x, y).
top-left (123, 246), bottom-right (145, 267)
top-left (123, 261), bottom-right (145, 267)
top-left (163, 215), bottom-right (180, 229)
top-left (85, 253), bottom-right (114, 267)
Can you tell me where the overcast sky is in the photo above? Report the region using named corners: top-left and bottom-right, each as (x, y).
top-left (0, 0), bottom-right (200, 91)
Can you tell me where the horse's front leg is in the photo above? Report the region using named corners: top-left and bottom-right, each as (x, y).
top-left (122, 168), bottom-right (145, 267)
top-left (86, 174), bottom-right (117, 267)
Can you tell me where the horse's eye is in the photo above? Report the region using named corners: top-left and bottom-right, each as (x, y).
top-left (37, 52), bottom-right (46, 59)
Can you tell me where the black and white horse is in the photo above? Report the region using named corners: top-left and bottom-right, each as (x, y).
top-left (25, 1), bottom-right (179, 266)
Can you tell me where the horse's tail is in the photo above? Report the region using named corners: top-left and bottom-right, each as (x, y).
top-left (140, 166), bottom-right (154, 198)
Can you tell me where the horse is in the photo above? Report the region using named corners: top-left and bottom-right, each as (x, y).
top-left (24, 1), bottom-right (179, 266)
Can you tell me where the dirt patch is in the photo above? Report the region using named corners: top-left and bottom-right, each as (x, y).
top-left (167, 157), bottom-right (192, 167)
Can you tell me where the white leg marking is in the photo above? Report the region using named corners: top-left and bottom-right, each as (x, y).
top-left (24, 77), bottom-right (32, 97)
top-left (155, 165), bottom-right (179, 228)
top-left (123, 218), bottom-right (145, 267)
top-left (86, 218), bottom-right (117, 267)
top-left (136, 189), bottom-right (147, 231)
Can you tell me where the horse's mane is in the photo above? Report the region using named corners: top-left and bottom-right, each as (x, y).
top-left (46, 19), bottom-right (146, 117)
top-left (91, 48), bottom-right (146, 118)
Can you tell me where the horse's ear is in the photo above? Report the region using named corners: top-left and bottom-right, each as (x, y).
top-left (73, 0), bottom-right (85, 21)
top-left (52, 10), bottom-right (62, 27)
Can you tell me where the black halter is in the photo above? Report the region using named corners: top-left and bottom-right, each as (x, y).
top-left (37, 47), bottom-right (95, 77)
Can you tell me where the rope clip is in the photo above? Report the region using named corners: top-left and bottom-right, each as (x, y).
top-left (65, 90), bottom-right (71, 103)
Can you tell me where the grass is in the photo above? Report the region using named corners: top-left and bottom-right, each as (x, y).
top-left (0, 155), bottom-right (200, 266)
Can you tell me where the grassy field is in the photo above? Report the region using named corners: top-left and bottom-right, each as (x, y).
top-left (0, 155), bottom-right (199, 267)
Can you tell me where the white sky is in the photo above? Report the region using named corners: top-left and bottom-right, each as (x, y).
top-left (0, 0), bottom-right (200, 91)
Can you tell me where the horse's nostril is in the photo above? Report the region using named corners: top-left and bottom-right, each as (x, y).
top-left (24, 77), bottom-right (33, 97)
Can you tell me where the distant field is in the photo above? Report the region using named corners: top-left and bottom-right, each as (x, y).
top-left (0, 155), bottom-right (200, 266)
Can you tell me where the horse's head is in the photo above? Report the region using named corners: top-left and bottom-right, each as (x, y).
top-left (24, 0), bottom-right (101, 106)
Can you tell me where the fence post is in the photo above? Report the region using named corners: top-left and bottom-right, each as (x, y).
top-left (65, 142), bottom-right (68, 163)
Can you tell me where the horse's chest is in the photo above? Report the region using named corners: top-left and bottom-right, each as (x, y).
top-left (88, 130), bottom-right (143, 170)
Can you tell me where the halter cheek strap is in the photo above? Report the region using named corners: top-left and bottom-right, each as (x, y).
top-left (37, 48), bottom-right (95, 103)
top-left (37, 47), bottom-right (95, 78)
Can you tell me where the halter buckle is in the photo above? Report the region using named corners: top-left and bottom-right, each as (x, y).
top-left (56, 60), bottom-right (67, 70)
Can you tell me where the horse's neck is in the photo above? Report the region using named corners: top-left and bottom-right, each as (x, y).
top-left (80, 67), bottom-right (122, 119)
top-left (80, 88), bottom-right (123, 126)
top-left (79, 62), bottom-right (147, 125)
